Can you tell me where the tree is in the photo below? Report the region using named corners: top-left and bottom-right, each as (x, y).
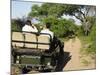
top-left (43, 17), bottom-right (77, 37)
top-left (11, 19), bottom-right (21, 31)
top-left (28, 3), bottom-right (66, 18)
top-left (11, 19), bottom-right (25, 31)
top-left (28, 5), bottom-right (40, 17)
top-left (28, 3), bottom-right (96, 36)
top-left (64, 5), bottom-right (96, 35)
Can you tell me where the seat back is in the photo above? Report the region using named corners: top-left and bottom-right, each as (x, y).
top-left (12, 32), bottom-right (51, 51)
top-left (38, 35), bottom-right (50, 50)
top-left (24, 32), bottom-right (37, 49)
top-left (12, 32), bottom-right (24, 48)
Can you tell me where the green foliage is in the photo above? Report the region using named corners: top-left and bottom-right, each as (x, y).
top-left (88, 21), bottom-right (96, 54)
top-left (28, 3), bottom-right (96, 55)
top-left (28, 5), bottom-right (40, 17)
top-left (11, 18), bottom-right (25, 31)
top-left (81, 59), bottom-right (91, 66)
top-left (11, 19), bottom-right (21, 31)
top-left (80, 19), bottom-right (96, 55)
top-left (29, 3), bottom-right (96, 36)
top-left (43, 17), bottom-right (78, 37)
top-left (77, 26), bottom-right (84, 36)
top-left (28, 3), bottom-right (65, 18)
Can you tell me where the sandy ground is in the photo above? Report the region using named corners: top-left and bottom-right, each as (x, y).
top-left (63, 37), bottom-right (95, 71)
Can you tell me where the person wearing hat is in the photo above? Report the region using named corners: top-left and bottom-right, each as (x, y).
top-left (22, 20), bottom-right (38, 32)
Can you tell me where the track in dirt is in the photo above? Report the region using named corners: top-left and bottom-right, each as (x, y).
top-left (61, 37), bottom-right (95, 71)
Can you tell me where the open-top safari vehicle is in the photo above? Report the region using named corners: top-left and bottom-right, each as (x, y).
top-left (11, 31), bottom-right (63, 73)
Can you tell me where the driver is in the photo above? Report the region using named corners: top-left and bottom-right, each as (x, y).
top-left (40, 22), bottom-right (54, 39)
top-left (40, 22), bottom-right (64, 55)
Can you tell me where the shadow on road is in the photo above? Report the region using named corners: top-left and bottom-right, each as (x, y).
top-left (55, 52), bottom-right (72, 71)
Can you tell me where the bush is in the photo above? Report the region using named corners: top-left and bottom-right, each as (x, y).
top-left (11, 19), bottom-right (22, 31)
top-left (43, 16), bottom-right (78, 38)
top-left (80, 20), bottom-right (96, 55)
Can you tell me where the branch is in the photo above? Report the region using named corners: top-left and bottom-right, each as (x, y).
top-left (85, 7), bottom-right (91, 16)
top-left (73, 13), bottom-right (83, 22)
top-left (78, 8), bottom-right (86, 20)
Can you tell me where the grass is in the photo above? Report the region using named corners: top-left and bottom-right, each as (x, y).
top-left (59, 37), bottom-right (69, 42)
top-left (81, 59), bottom-right (91, 66)
top-left (79, 34), bottom-right (96, 66)
top-left (79, 35), bottom-right (96, 55)
top-left (59, 36), bottom-right (76, 42)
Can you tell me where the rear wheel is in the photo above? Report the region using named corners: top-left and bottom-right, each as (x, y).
top-left (50, 54), bottom-right (58, 71)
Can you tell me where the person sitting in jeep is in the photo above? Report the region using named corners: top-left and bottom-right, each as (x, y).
top-left (40, 22), bottom-right (64, 55)
top-left (22, 20), bottom-right (38, 33)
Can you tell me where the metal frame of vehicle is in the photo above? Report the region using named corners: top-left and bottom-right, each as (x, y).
top-left (11, 31), bottom-right (60, 72)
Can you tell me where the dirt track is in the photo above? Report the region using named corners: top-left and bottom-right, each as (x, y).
top-left (63, 37), bottom-right (95, 71)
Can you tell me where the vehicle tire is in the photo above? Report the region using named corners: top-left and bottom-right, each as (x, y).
top-left (51, 54), bottom-right (57, 67)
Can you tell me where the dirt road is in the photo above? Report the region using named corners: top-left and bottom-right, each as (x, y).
top-left (63, 37), bottom-right (95, 71)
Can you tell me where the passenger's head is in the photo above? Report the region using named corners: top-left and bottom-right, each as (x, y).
top-left (45, 22), bottom-right (51, 29)
top-left (25, 20), bottom-right (32, 26)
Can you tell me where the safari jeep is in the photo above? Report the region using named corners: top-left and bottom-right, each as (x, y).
top-left (11, 31), bottom-right (63, 73)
